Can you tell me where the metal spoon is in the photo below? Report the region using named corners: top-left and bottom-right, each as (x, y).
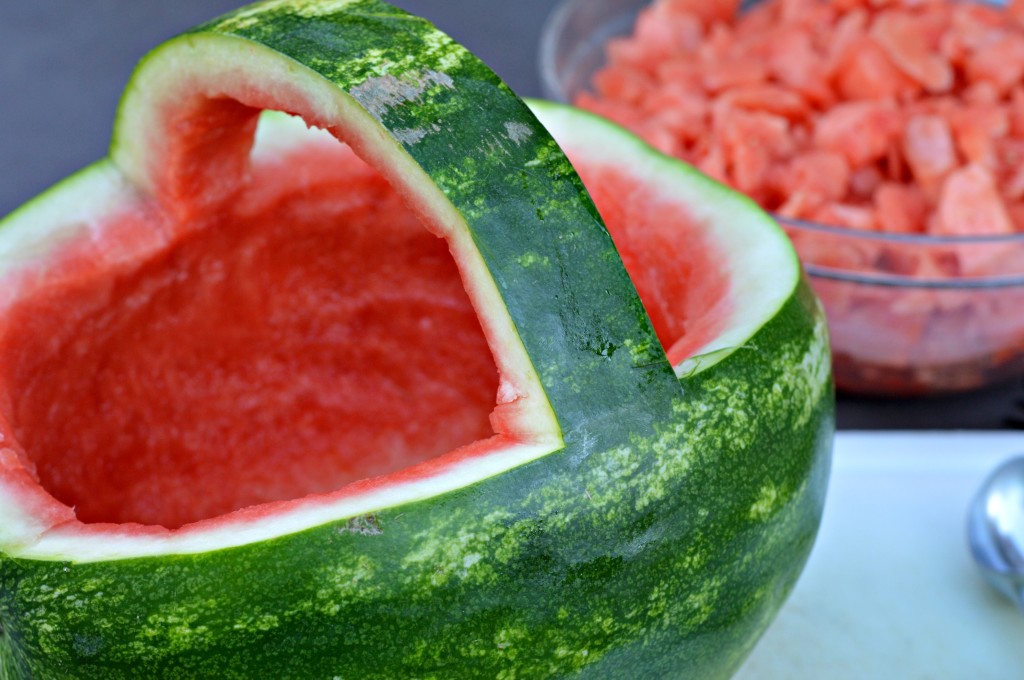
top-left (967, 455), bottom-right (1024, 614)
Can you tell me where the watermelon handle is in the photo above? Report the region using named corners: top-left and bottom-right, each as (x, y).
top-left (109, 0), bottom-right (681, 448)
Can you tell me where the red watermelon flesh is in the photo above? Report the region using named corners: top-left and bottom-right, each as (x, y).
top-left (0, 115), bottom-right (734, 531)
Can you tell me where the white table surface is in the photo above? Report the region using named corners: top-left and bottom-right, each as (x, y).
top-left (736, 431), bottom-right (1024, 679)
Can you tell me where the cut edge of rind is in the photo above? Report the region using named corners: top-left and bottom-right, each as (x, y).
top-left (0, 162), bottom-right (139, 282)
top-left (7, 438), bottom-right (560, 562)
top-left (526, 98), bottom-right (802, 377)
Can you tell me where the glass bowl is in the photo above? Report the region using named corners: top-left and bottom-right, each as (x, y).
top-left (539, 0), bottom-right (1024, 396)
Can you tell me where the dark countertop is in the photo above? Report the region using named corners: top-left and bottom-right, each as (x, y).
top-left (2, 1), bottom-right (1021, 431)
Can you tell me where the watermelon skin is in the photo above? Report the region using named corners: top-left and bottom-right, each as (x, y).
top-left (0, 1), bottom-right (833, 678)
top-left (0, 288), bottom-right (830, 680)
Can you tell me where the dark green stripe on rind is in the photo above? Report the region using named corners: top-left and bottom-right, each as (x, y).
top-left (193, 0), bottom-right (682, 444)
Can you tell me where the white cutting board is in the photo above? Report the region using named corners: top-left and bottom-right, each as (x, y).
top-left (735, 431), bottom-right (1024, 679)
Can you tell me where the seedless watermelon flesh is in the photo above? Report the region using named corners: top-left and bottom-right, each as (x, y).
top-left (0, 133), bottom-right (500, 530)
top-left (0, 2), bottom-right (832, 677)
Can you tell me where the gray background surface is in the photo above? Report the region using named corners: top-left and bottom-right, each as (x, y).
top-left (0, 1), bottom-right (552, 216)
top-left (1, 1), bottom-right (1020, 429)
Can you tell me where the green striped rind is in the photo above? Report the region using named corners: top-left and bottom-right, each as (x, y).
top-left (0, 0), bottom-right (833, 677)
top-left (0, 284), bottom-right (830, 679)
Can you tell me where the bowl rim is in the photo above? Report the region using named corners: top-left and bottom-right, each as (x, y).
top-left (537, 0), bottom-right (572, 102)
top-left (803, 264), bottom-right (1024, 289)
top-left (538, 0), bottom-right (644, 103)
top-left (781, 214), bottom-right (1024, 288)
top-left (775, 213), bottom-right (1024, 245)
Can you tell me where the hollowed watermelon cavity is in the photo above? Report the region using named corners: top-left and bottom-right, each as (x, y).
top-left (0, 124), bottom-right (499, 530)
top-left (0, 103), bottom-right (783, 532)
